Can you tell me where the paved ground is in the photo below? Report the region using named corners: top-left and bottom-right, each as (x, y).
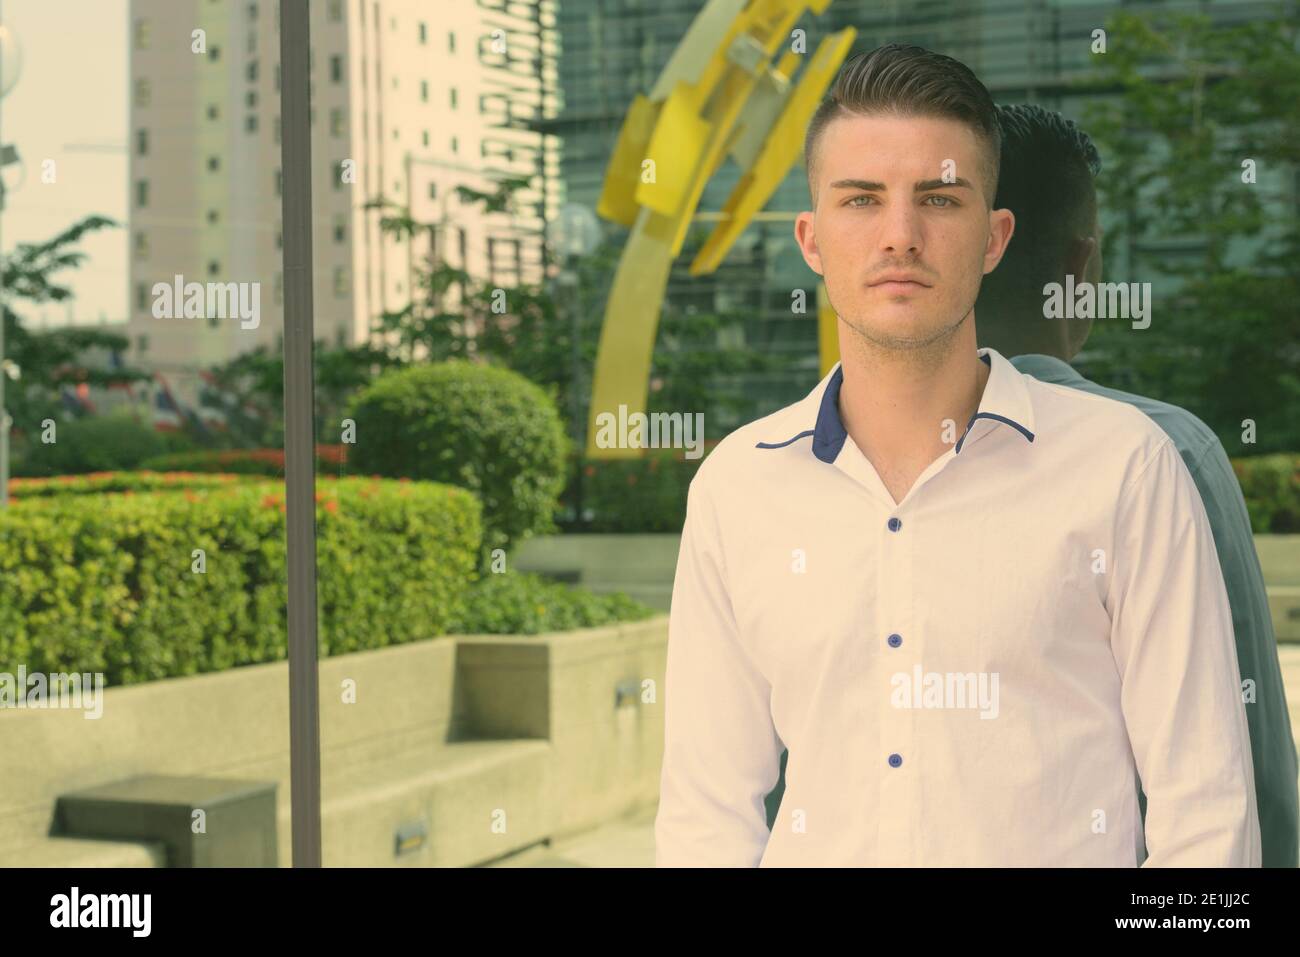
top-left (490, 644), bottom-right (1300, 867)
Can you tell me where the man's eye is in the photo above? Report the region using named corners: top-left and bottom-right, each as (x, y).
top-left (846, 195), bottom-right (876, 208)
top-left (924, 195), bottom-right (957, 207)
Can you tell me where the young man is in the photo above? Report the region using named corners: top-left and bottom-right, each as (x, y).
top-left (654, 44), bottom-right (1260, 866)
top-left (976, 103), bottom-right (1298, 867)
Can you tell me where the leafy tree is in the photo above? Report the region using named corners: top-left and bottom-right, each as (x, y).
top-left (1, 216), bottom-right (153, 456)
top-left (1078, 7), bottom-right (1300, 454)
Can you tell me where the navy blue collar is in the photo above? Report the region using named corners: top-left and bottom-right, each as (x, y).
top-left (758, 350), bottom-right (1036, 462)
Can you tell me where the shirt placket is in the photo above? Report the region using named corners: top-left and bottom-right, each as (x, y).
top-left (875, 501), bottom-right (917, 866)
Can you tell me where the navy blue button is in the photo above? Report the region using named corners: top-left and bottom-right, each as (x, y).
top-left (888, 753), bottom-right (903, 768)
top-left (887, 633), bottom-right (902, 648)
top-left (888, 517), bottom-right (902, 532)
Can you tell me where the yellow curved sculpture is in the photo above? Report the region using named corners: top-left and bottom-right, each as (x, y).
top-left (588, 0), bottom-right (855, 458)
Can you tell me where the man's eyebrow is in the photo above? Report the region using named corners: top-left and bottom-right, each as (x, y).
top-left (828, 177), bottom-right (974, 192)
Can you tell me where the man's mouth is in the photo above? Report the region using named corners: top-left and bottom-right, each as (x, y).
top-left (868, 273), bottom-right (931, 291)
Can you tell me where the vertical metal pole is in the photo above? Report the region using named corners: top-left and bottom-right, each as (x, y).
top-left (0, 0), bottom-right (8, 513)
top-left (279, 0), bottom-right (321, 867)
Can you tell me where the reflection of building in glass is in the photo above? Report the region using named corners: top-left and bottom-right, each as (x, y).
top-left (547, 0), bottom-right (1282, 434)
top-left (126, 0), bottom-right (559, 411)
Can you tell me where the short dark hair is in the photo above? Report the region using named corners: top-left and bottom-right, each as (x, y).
top-left (976, 104), bottom-right (1102, 340)
top-left (803, 43), bottom-right (1002, 206)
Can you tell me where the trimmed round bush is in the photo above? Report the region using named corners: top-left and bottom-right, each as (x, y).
top-left (345, 361), bottom-right (568, 559)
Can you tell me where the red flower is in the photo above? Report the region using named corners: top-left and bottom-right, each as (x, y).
top-left (584, 465), bottom-right (596, 477)
top-left (324, 499), bottom-right (339, 514)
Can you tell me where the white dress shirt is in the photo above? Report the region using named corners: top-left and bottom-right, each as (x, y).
top-left (655, 347), bottom-right (1260, 867)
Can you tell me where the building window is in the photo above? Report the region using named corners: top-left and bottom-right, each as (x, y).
top-left (208, 155), bottom-right (220, 171)
top-left (246, 90), bottom-right (258, 108)
top-left (275, 229), bottom-right (282, 250)
top-left (247, 60), bottom-right (259, 82)
top-left (333, 161), bottom-right (345, 190)
top-left (428, 182), bottom-right (437, 200)
top-left (207, 209), bottom-right (219, 225)
top-left (333, 268), bottom-right (350, 297)
top-left (134, 79), bottom-right (151, 107)
top-left (450, 136), bottom-right (458, 154)
top-left (335, 325), bottom-right (347, 347)
top-left (134, 231), bottom-right (149, 260)
top-left (449, 87), bottom-right (457, 109)
top-left (448, 32), bottom-right (455, 53)
top-left (247, 31), bottom-right (257, 54)
top-left (208, 260), bottom-right (221, 277)
top-left (422, 130), bottom-right (429, 147)
top-left (247, 2), bottom-right (258, 18)
top-left (133, 18), bottom-right (150, 49)
top-left (207, 103), bottom-right (220, 120)
top-left (246, 115), bottom-right (258, 133)
top-left (420, 80), bottom-right (428, 103)
top-left (419, 22), bottom-right (427, 44)
top-left (329, 55), bottom-right (342, 83)
top-left (208, 44), bottom-right (221, 61)
top-left (136, 129), bottom-right (148, 155)
top-left (333, 215), bottom-right (347, 243)
top-left (135, 180), bottom-right (149, 207)
top-left (136, 284), bottom-right (149, 311)
top-left (328, 0), bottom-right (343, 22)
top-left (330, 108), bottom-right (344, 137)
top-left (275, 169), bottom-right (282, 195)
top-left (137, 334), bottom-right (149, 354)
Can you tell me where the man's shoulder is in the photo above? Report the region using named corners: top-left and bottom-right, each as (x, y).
top-left (1020, 371), bottom-right (1179, 469)
top-left (692, 392), bottom-right (819, 493)
top-left (1061, 373), bottom-right (1221, 460)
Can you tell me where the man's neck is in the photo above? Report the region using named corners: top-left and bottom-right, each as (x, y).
top-left (837, 319), bottom-right (990, 505)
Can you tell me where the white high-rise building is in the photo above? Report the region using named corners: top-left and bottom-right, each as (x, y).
top-left (128, 0), bottom-right (559, 414)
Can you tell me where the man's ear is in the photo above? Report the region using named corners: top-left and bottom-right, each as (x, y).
top-left (982, 207), bottom-right (1015, 275)
top-left (794, 211), bottom-right (823, 276)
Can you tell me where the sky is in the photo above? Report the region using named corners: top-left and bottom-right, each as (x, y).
top-left (2, 0), bottom-right (127, 329)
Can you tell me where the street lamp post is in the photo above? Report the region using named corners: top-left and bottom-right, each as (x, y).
top-left (0, 8), bottom-right (22, 511)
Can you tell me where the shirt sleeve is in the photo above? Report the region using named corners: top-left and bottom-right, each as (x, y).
top-left (1108, 437), bottom-right (1261, 867)
top-left (1187, 437), bottom-right (1300, 867)
top-left (655, 471), bottom-right (783, 867)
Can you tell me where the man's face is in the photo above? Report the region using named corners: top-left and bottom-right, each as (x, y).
top-left (795, 113), bottom-right (1014, 352)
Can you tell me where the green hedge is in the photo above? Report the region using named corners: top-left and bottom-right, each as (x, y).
top-left (0, 477), bottom-right (482, 686)
top-left (15, 411), bottom-right (174, 478)
top-left (1233, 454), bottom-right (1300, 533)
top-left (7, 470), bottom-right (250, 500)
top-left (559, 446), bottom-right (714, 532)
top-left (139, 445), bottom-right (348, 476)
top-left (345, 361), bottom-right (568, 560)
top-left (451, 571), bottom-right (657, 635)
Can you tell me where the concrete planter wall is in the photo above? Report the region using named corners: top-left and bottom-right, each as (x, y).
top-left (0, 615), bottom-right (668, 867)
top-left (514, 533), bottom-right (682, 611)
